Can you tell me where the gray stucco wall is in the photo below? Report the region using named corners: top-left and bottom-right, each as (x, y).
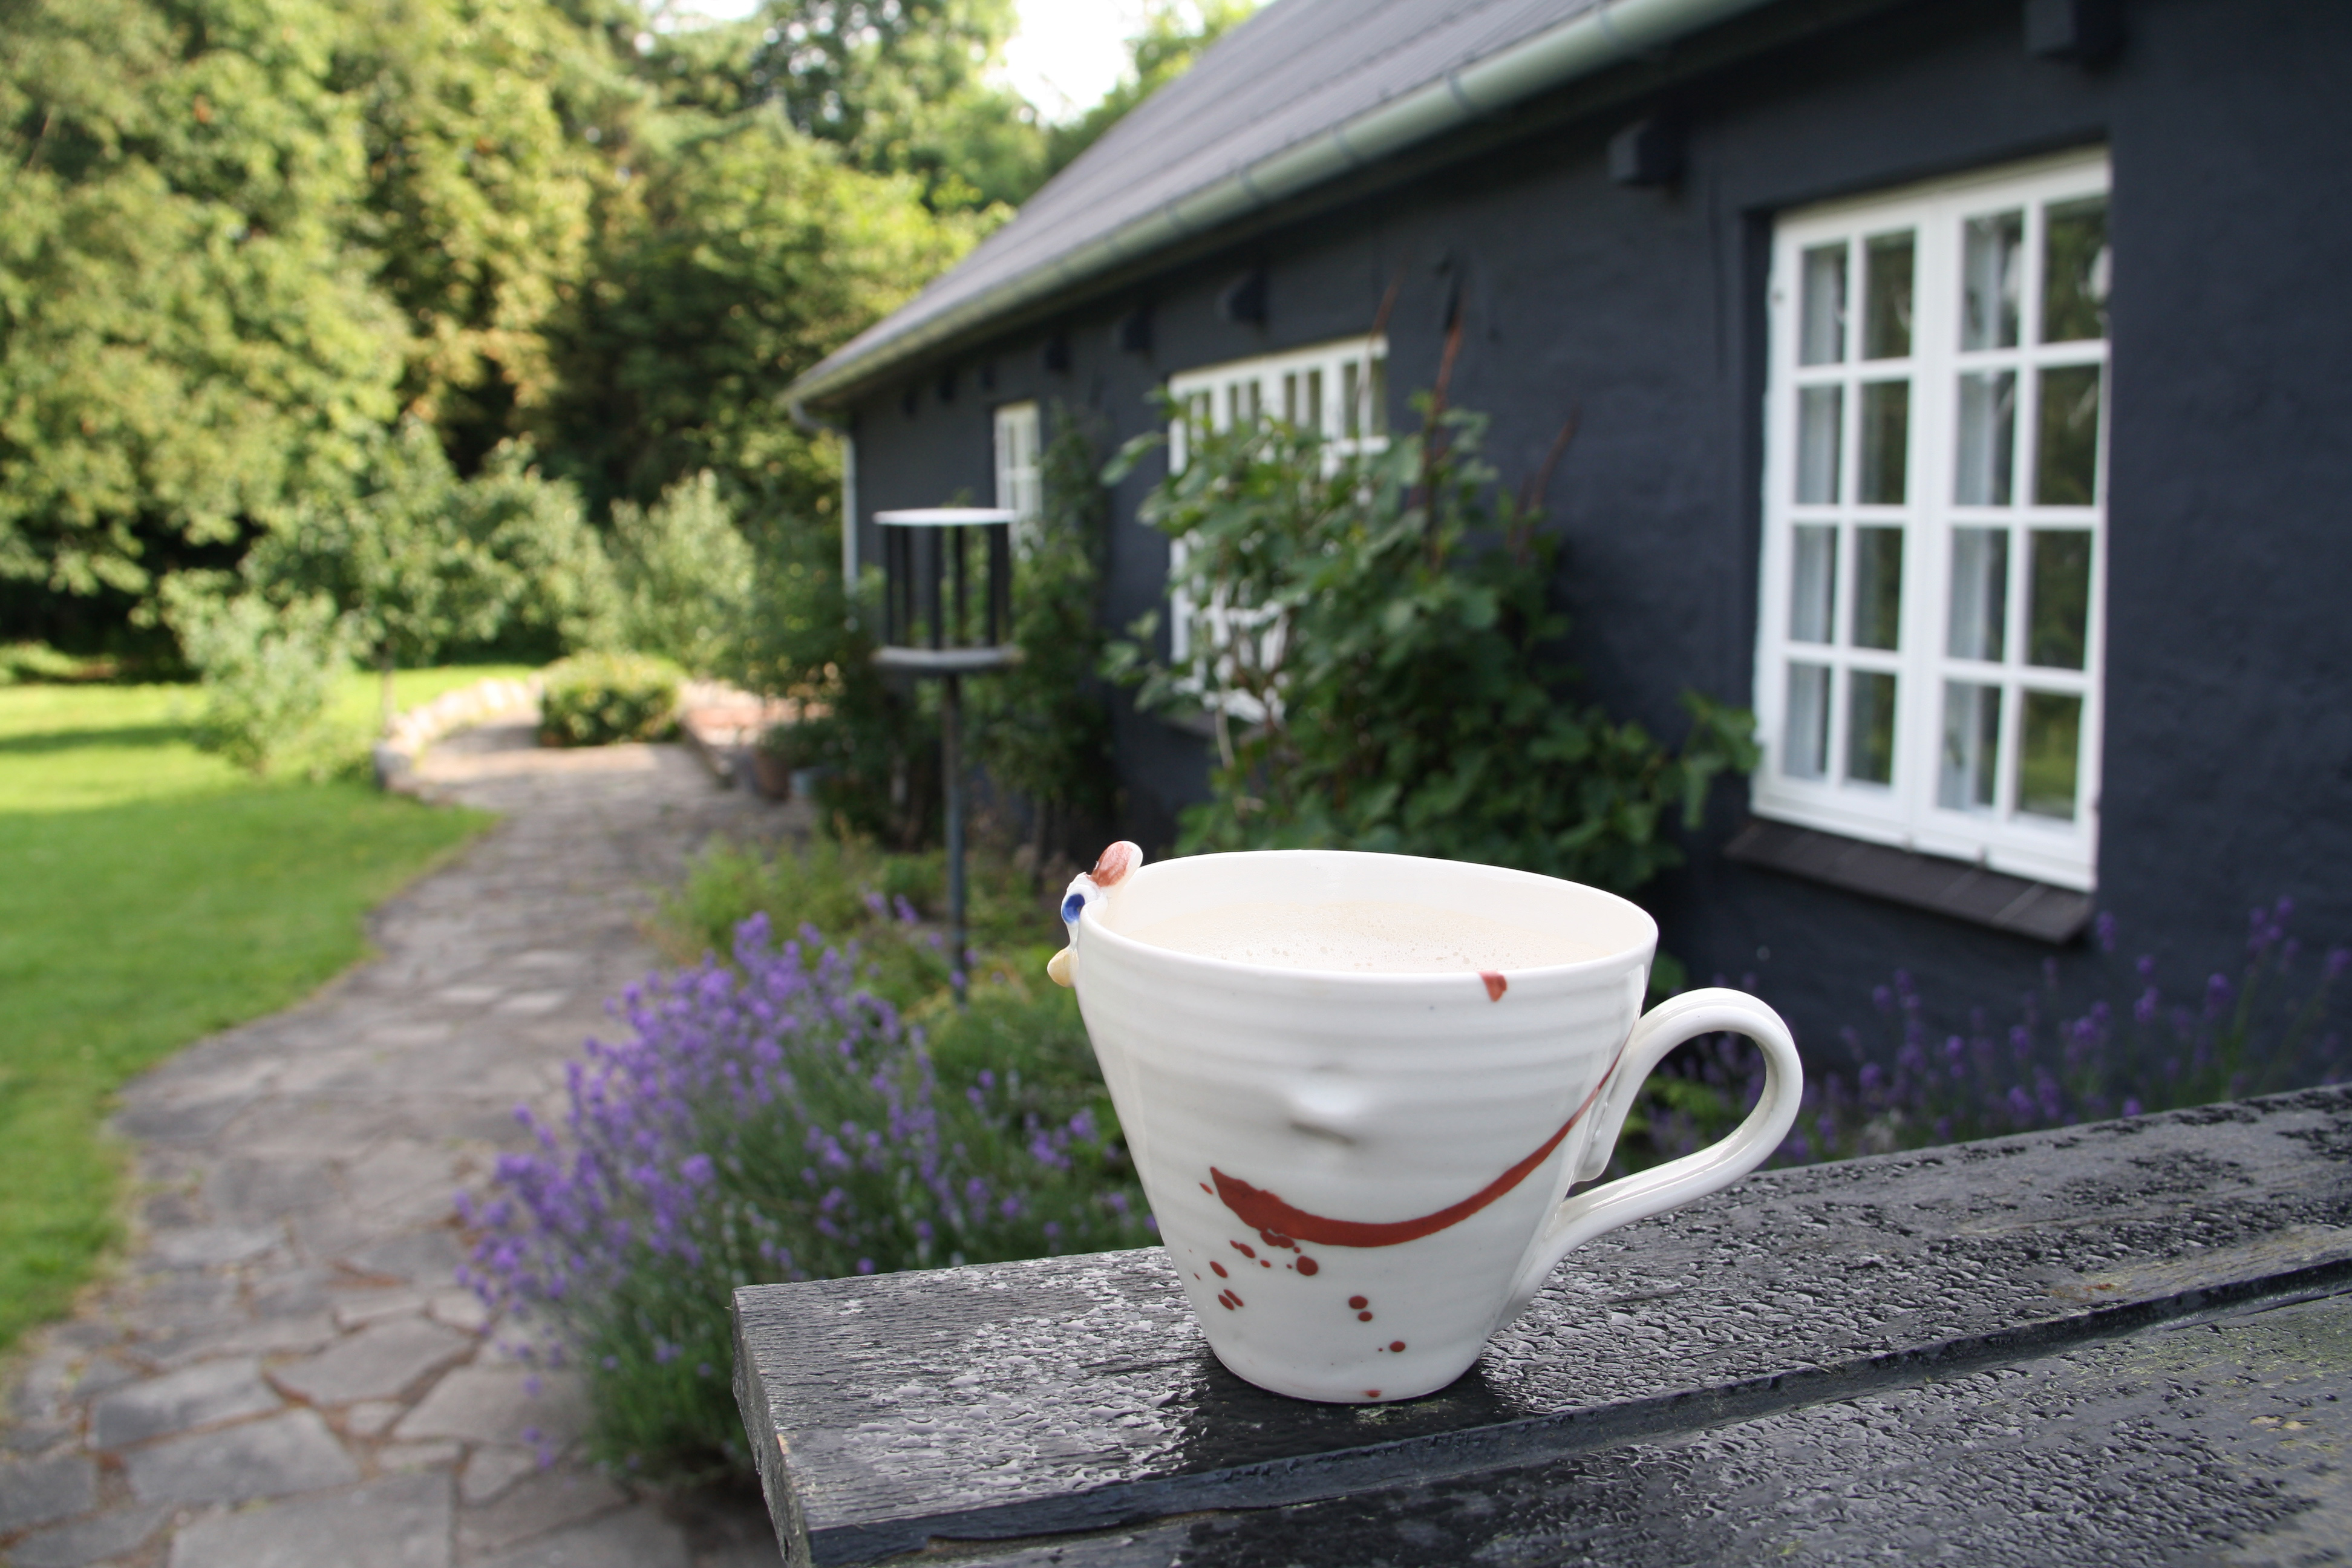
top-left (835, 0), bottom-right (2352, 1063)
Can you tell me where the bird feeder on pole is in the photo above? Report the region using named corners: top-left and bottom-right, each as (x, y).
top-left (871, 508), bottom-right (1020, 1004)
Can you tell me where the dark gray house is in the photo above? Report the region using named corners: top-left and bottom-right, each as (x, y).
top-left (788, 0), bottom-right (2352, 1050)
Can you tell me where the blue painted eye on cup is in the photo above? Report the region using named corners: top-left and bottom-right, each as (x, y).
top-left (1062, 891), bottom-right (1088, 924)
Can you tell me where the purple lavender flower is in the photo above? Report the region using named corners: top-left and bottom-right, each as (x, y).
top-left (453, 910), bottom-right (1154, 1471)
top-left (2204, 973), bottom-right (2234, 1019)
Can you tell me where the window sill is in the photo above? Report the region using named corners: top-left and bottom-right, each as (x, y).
top-left (1723, 817), bottom-right (2094, 944)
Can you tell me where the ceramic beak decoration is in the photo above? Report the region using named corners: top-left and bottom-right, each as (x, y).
top-left (1045, 840), bottom-right (1142, 988)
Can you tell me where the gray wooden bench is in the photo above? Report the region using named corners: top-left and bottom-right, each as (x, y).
top-left (734, 1086), bottom-right (2352, 1566)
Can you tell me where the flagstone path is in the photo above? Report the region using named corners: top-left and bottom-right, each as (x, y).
top-left (1, 724), bottom-right (797, 1567)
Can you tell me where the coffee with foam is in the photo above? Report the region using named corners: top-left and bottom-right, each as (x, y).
top-left (1126, 898), bottom-right (1599, 974)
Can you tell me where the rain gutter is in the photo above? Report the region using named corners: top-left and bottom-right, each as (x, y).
top-left (788, 0), bottom-right (1779, 410)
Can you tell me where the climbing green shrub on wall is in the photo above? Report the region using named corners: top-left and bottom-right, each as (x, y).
top-left (1108, 396), bottom-right (1757, 895)
top-left (972, 403), bottom-right (1119, 860)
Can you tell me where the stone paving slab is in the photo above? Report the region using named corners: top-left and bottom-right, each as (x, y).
top-left (167, 1473), bottom-right (453, 1568)
top-left (454, 1471), bottom-right (630, 1558)
top-left (3, 724), bottom-right (800, 1566)
top-left (468, 1506), bottom-right (693, 1568)
top-left (91, 1361), bottom-right (278, 1451)
top-left (393, 1367), bottom-right (589, 1452)
top-left (269, 1318), bottom-right (475, 1406)
top-left (0, 1453), bottom-right (96, 1532)
top-left (8, 1505), bottom-right (168, 1568)
top-left (123, 1410), bottom-right (359, 1506)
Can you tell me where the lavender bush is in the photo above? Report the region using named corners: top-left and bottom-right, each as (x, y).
top-left (459, 912), bottom-right (1151, 1475)
top-left (1628, 898), bottom-right (2349, 1170)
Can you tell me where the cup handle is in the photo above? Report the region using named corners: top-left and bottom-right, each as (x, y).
top-left (1500, 987), bottom-right (1803, 1323)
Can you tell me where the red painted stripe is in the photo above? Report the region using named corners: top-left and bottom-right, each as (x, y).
top-left (1208, 1040), bottom-right (1626, 1249)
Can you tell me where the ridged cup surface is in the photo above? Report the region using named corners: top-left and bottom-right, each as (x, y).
top-left (1073, 851), bottom-right (1655, 1402)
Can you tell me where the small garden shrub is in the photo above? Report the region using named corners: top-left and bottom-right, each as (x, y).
top-left (798, 632), bottom-right (943, 850)
top-left (538, 652), bottom-right (684, 746)
top-left (721, 503), bottom-right (942, 852)
top-left (247, 420), bottom-right (619, 728)
top-left (159, 581), bottom-right (357, 774)
top-left (659, 832), bottom-right (1051, 995)
top-left (754, 721), bottom-right (809, 765)
top-left (460, 912), bottom-right (1149, 1476)
top-left (1621, 899), bottom-right (2350, 1171)
top-left (456, 440), bottom-right (627, 659)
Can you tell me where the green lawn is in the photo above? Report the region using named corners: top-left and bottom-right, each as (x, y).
top-left (0, 667), bottom-right (524, 1350)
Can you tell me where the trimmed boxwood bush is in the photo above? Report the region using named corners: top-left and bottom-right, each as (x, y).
top-left (538, 652), bottom-right (683, 746)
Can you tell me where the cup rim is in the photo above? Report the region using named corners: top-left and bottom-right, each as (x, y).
top-left (1080, 848), bottom-right (1658, 985)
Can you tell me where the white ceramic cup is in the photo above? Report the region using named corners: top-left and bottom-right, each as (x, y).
top-left (1059, 848), bottom-right (1803, 1403)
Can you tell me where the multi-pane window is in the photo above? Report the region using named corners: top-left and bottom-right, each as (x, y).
top-left (1754, 152), bottom-right (2110, 890)
top-left (992, 400), bottom-right (1042, 538)
top-left (1163, 336), bottom-right (1388, 674)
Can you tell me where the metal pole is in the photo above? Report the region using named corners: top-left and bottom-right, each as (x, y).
top-left (942, 670), bottom-right (967, 1007)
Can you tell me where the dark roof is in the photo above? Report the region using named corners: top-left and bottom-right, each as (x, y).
top-left (792, 0), bottom-right (1774, 404)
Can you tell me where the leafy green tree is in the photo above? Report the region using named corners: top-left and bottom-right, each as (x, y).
top-left (739, 0), bottom-right (1044, 209)
top-left (0, 0), bottom-right (403, 606)
top-left (1045, 1), bottom-right (1258, 177)
top-left (533, 107), bottom-right (977, 522)
top-left (0, 0), bottom-right (639, 622)
top-left (247, 420), bottom-right (526, 729)
top-left (333, 0), bottom-right (632, 468)
top-left (2, 0), bottom-right (1037, 662)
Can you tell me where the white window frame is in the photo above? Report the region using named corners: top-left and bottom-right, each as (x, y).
top-left (991, 400), bottom-right (1042, 542)
top-left (1753, 151), bottom-right (2111, 891)
top-left (1166, 335), bottom-right (1390, 475)
top-left (1163, 336), bottom-right (1388, 683)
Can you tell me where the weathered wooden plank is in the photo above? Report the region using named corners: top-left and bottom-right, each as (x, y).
top-left (734, 1086), bottom-right (2352, 1566)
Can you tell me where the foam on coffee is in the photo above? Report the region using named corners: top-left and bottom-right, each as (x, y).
top-left (1126, 898), bottom-right (1598, 974)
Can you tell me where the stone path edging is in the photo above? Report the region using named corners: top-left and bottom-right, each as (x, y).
top-left (372, 672), bottom-right (806, 799)
top-left (372, 678), bottom-right (543, 789)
